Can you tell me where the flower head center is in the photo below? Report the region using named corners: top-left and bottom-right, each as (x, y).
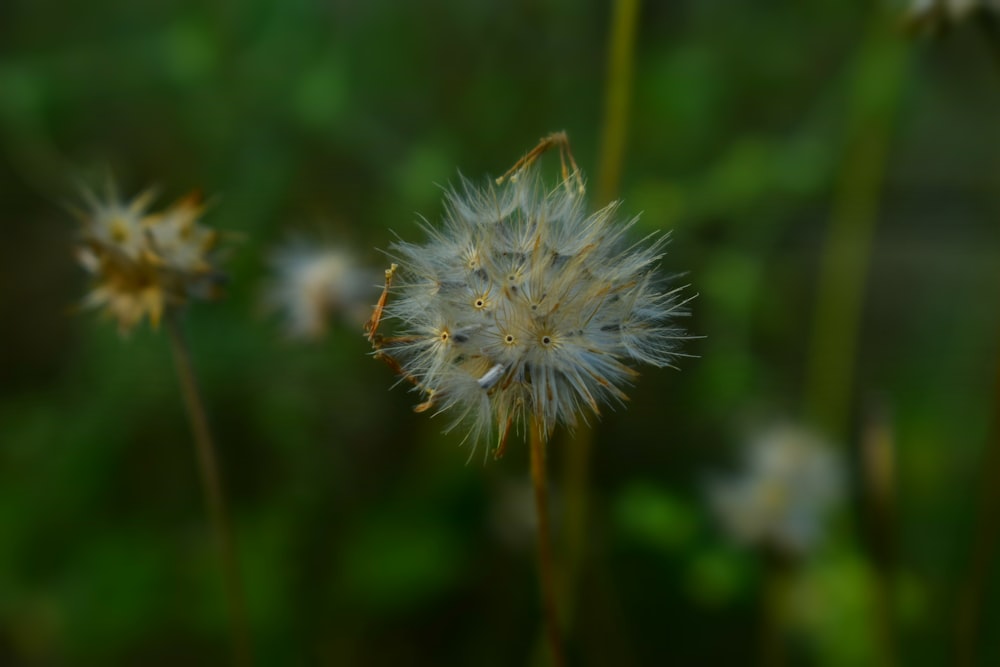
top-left (110, 217), bottom-right (130, 243)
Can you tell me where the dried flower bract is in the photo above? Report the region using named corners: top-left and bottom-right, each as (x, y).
top-left (75, 183), bottom-right (224, 333)
top-left (369, 133), bottom-right (690, 457)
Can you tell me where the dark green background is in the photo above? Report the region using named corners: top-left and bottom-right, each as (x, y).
top-left (2, 1), bottom-right (1000, 665)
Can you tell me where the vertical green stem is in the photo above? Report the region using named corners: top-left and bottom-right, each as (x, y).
top-left (596, 0), bottom-right (641, 208)
top-left (166, 314), bottom-right (252, 667)
top-left (531, 421), bottom-right (565, 667)
top-left (802, 11), bottom-right (907, 667)
top-left (559, 0), bottom-right (643, 646)
top-left (803, 15), bottom-right (909, 438)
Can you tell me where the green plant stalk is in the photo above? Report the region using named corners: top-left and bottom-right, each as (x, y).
top-left (803, 16), bottom-right (909, 440)
top-left (595, 0), bottom-right (641, 208)
top-left (166, 314), bottom-right (253, 667)
top-left (558, 0), bottom-right (643, 644)
top-left (531, 421), bottom-right (565, 667)
top-left (802, 12), bottom-right (907, 667)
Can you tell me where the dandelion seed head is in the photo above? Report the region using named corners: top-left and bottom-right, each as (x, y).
top-left (708, 424), bottom-right (845, 557)
top-left (265, 239), bottom-right (377, 339)
top-left (375, 165), bottom-right (689, 454)
top-left (75, 185), bottom-right (223, 333)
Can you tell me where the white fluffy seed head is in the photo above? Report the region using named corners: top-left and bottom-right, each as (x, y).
top-left (378, 167), bottom-right (689, 454)
top-left (265, 239), bottom-right (377, 339)
top-left (707, 424), bottom-right (845, 557)
top-left (75, 184), bottom-right (223, 333)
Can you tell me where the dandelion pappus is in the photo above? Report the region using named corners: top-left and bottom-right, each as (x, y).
top-left (367, 132), bottom-right (690, 460)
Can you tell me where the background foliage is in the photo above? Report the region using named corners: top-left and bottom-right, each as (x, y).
top-left (3, 0), bottom-right (1000, 664)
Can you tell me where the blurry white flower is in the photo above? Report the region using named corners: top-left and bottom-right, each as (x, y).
top-left (369, 149), bottom-right (689, 456)
top-left (265, 239), bottom-right (377, 339)
top-left (75, 183), bottom-right (223, 333)
top-left (708, 424), bottom-right (845, 557)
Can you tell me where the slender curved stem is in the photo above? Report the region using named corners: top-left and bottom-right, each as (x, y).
top-left (557, 0), bottom-right (643, 645)
top-left (596, 0), bottom-right (641, 208)
top-left (166, 314), bottom-right (252, 667)
top-left (531, 421), bottom-right (565, 667)
top-left (802, 12), bottom-right (906, 667)
top-left (803, 15), bottom-right (908, 438)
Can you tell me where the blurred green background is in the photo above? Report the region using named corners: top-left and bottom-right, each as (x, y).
top-left (3, 0), bottom-right (1000, 665)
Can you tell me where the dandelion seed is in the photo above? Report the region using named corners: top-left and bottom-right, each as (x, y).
top-left (369, 138), bottom-right (690, 456)
top-left (477, 362), bottom-right (507, 390)
top-left (265, 238), bottom-right (377, 340)
top-left (707, 424), bottom-right (845, 557)
top-left (74, 182), bottom-right (224, 334)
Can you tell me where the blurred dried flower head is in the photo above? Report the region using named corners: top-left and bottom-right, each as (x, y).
top-left (74, 183), bottom-right (223, 333)
top-left (708, 424), bottom-right (845, 557)
top-left (907, 0), bottom-right (1000, 29)
top-left (368, 133), bottom-right (689, 457)
top-left (265, 238), bottom-right (377, 339)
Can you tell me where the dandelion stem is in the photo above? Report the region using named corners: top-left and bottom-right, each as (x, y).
top-left (803, 13), bottom-right (908, 438)
top-left (557, 0), bottom-right (643, 646)
top-left (166, 314), bottom-right (252, 667)
top-left (801, 13), bottom-right (906, 667)
top-left (530, 422), bottom-right (565, 667)
top-left (596, 0), bottom-right (641, 208)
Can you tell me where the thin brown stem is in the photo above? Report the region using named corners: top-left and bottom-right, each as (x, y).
top-left (530, 420), bottom-right (565, 667)
top-left (166, 314), bottom-right (252, 667)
